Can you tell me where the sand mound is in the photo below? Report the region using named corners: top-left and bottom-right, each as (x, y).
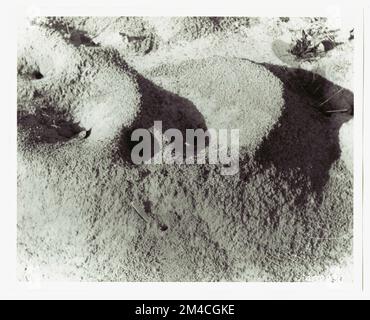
top-left (17, 18), bottom-right (353, 282)
top-left (18, 24), bottom-right (141, 144)
top-left (144, 56), bottom-right (285, 155)
top-left (143, 17), bottom-right (218, 43)
top-left (144, 17), bottom-right (254, 44)
top-left (18, 61), bottom-right (352, 282)
top-left (32, 17), bottom-right (255, 58)
top-left (34, 17), bottom-right (158, 57)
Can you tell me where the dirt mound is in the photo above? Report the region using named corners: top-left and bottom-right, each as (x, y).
top-left (17, 18), bottom-right (353, 282)
top-left (29, 17), bottom-right (255, 58)
top-left (144, 17), bottom-right (254, 44)
top-left (144, 17), bottom-right (219, 43)
top-left (144, 56), bottom-right (285, 156)
top-left (18, 24), bottom-right (141, 144)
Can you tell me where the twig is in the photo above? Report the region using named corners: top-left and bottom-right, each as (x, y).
top-left (131, 202), bottom-right (149, 223)
top-left (318, 88), bottom-right (344, 107)
top-left (325, 109), bottom-right (349, 114)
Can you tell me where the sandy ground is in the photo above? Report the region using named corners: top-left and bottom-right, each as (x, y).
top-left (17, 17), bottom-right (354, 281)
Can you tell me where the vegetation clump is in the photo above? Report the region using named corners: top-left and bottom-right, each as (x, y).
top-left (291, 20), bottom-right (341, 60)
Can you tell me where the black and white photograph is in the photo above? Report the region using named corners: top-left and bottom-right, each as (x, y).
top-left (1, 0), bottom-right (369, 302)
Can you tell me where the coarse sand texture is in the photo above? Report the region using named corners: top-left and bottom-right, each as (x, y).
top-left (18, 25), bottom-right (141, 143)
top-left (17, 17), bottom-right (353, 282)
top-left (144, 57), bottom-right (285, 155)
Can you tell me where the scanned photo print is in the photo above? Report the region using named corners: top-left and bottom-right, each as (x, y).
top-left (17, 16), bottom-right (354, 282)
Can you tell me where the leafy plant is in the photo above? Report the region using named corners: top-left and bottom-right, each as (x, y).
top-left (291, 21), bottom-right (341, 60)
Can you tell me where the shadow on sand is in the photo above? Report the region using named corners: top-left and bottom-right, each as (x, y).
top-left (118, 75), bottom-right (208, 163)
top-left (251, 62), bottom-right (353, 204)
top-left (115, 55), bottom-right (353, 207)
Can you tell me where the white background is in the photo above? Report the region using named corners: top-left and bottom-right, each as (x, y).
top-left (0, 0), bottom-right (368, 300)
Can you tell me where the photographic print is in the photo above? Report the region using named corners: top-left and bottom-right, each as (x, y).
top-left (17, 16), bottom-right (354, 282)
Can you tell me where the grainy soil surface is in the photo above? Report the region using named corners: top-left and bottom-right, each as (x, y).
top-left (17, 17), bottom-right (354, 281)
